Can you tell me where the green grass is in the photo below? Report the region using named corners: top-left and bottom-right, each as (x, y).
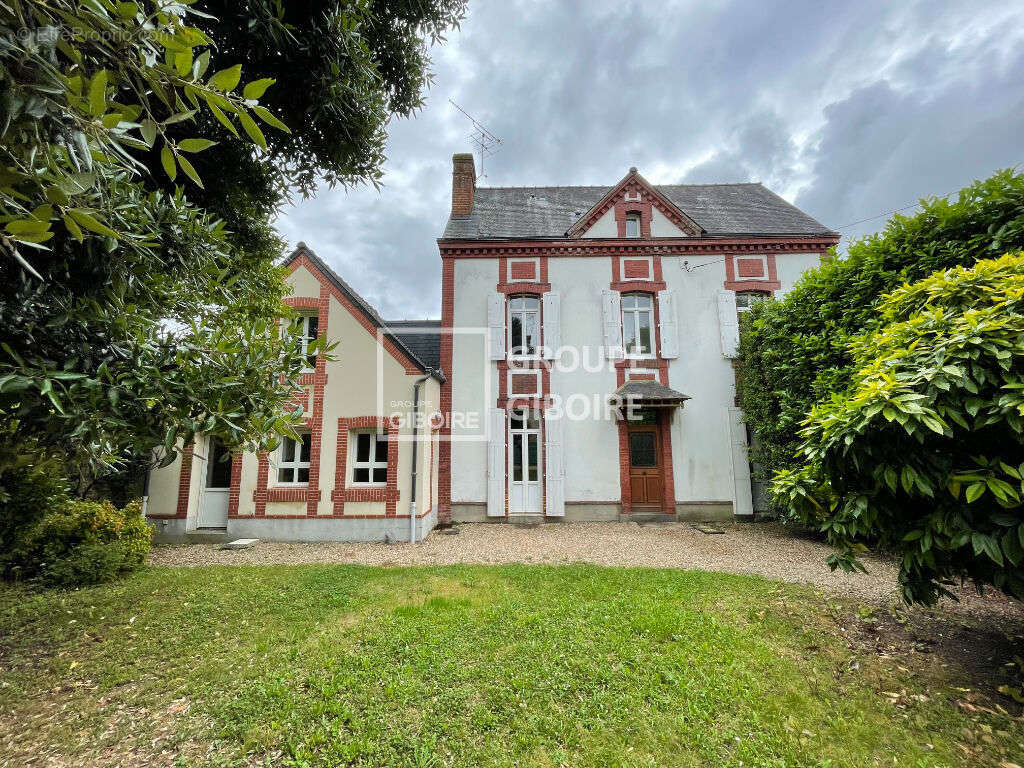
top-left (0, 564), bottom-right (1020, 767)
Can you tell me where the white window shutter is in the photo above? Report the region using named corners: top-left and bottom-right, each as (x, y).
top-left (487, 293), bottom-right (505, 361)
top-left (602, 290), bottom-right (623, 359)
top-left (486, 408), bottom-right (505, 517)
top-left (542, 292), bottom-right (561, 359)
top-left (544, 413), bottom-right (565, 517)
top-left (717, 290), bottom-right (739, 358)
top-left (727, 407), bottom-right (753, 516)
top-left (657, 289), bottom-right (679, 359)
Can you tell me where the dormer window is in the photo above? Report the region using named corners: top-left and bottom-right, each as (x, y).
top-left (625, 213), bottom-right (641, 238)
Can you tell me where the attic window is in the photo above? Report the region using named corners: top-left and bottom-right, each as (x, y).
top-left (625, 213), bottom-right (641, 238)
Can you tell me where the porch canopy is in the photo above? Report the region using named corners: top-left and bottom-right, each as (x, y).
top-left (609, 380), bottom-right (691, 415)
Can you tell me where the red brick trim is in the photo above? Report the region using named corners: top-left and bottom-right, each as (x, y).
top-left (438, 257), bottom-right (455, 524)
top-left (611, 280), bottom-right (666, 293)
top-left (724, 253), bottom-right (781, 292)
top-left (497, 282), bottom-right (552, 295)
top-left (253, 451), bottom-right (270, 516)
top-left (266, 487), bottom-right (323, 503)
top-left (615, 359), bottom-right (670, 386)
top-left (497, 256), bottom-right (550, 294)
top-left (283, 296), bottom-right (322, 310)
top-left (617, 410), bottom-right (676, 516)
top-left (438, 236), bottom-right (838, 258)
top-left (497, 360), bottom-right (552, 409)
top-left (227, 452), bottom-right (243, 517)
top-left (331, 416), bottom-right (400, 515)
top-left (173, 443), bottom-right (194, 519)
top-left (287, 250), bottom-right (424, 375)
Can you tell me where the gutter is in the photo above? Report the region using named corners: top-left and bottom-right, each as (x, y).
top-left (408, 369), bottom-right (434, 544)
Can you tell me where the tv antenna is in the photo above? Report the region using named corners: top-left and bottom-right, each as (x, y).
top-left (449, 99), bottom-right (502, 179)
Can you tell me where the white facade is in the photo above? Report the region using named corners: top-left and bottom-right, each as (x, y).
top-left (445, 250), bottom-right (823, 522)
top-left (440, 165), bottom-right (836, 523)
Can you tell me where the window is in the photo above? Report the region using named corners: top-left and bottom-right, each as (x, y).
top-left (736, 291), bottom-right (768, 326)
top-left (625, 213), bottom-right (641, 238)
top-left (277, 433), bottom-right (311, 484)
top-left (352, 431), bottom-right (388, 485)
top-left (508, 295), bottom-right (540, 357)
top-left (291, 314), bottom-right (319, 370)
top-left (621, 293), bottom-right (654, 357)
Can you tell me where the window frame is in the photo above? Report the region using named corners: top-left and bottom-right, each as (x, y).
top-left (735, 290), bottom-right (769, 328)
top-left (621, 292), bottom-right (656, 359)
top-left (291, 313), bottom-right (319, 372)
top-left (351, 430), bottom-right (389, 487)
top-left (507, 294), bottom-right (541, 359)
top-left (276, 432), bottom-right (312, 486)
top-left (624, 212), bottom-right (641, 238)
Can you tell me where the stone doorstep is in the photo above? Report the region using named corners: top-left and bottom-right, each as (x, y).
top-left (218, 538), bottom-right (260, 551)
top-left (690, 523), bottom-right (726, 535)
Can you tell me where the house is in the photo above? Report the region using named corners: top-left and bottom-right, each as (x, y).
top-left (145, 152), bottom-right (839, 542)
top-left (145, 246), bottom-right (445, 543)
top-left (438, 154), bottom-right (838, 523)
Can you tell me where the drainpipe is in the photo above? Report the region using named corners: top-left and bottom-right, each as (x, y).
top-left (408, 370), bottom-right (433, 544)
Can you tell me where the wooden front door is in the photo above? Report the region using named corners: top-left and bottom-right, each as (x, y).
top-left (628, 424), bottom-right (662, 507)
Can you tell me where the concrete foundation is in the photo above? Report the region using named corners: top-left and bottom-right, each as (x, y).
top-left (149, 508), bottom-right (438, 544)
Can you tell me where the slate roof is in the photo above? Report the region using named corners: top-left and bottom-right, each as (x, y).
top-left (612, 380), bottom-right (692, 405)
top-left (384, 320), bottom-right (442, 371)
top-left (283, 245), bottom-right (444, 381)
top-left (441, 182), bottom-right (836, 240)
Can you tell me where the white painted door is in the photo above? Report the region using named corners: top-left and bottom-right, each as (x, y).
top-left (508, 411), bottom-right (542, 515)
top-left (197, 437), bottom-right (231, 529)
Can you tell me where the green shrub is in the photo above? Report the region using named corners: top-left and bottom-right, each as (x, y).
top-left (0, 467), bottom-right (67, 574)
top-left (739, 169), bottom-right (1024, 495)
top-left (773, 254), bottom-right (1024, 604)
top-left (5, 497), bottom-right (152, 586)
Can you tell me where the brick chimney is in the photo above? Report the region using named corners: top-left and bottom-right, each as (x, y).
top-left (451, 153), bottom-right (476, 217)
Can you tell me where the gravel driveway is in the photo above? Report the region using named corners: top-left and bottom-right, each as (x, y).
top-left (150, 521), bottom-right (1023, 621)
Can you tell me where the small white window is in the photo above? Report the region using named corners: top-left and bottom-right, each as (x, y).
top-left (736, 291), bottom-right (768, 324)
top-left (625, 213), bottom-right (641, 238)
top-left (621, 293), bottom-right (654, 357)
top-left (352, 431), bottom-right (388, 485)
top-left (277, 433), bottom-right (311, 484)
top-left (508, 295), bottom-right (540, 357)
top-left (291, 314), bottom-right (319, 370)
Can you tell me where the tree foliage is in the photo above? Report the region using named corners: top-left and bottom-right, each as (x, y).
top-left (738, 170), bottom-right (1024, 486)
top-left (774, 254), bottom-right (1024, 604)
top-left (0, 0), bottom-right (463, 493)
top-left (0, 0), bottom-right (316, 485)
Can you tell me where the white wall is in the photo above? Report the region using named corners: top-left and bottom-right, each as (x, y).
top-left (450, 258), bottom-right (497, 503)
top-left (547, 256), bottom-right (622, 501)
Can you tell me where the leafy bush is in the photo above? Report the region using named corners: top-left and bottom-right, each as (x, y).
top-left (773, 254), bottom-right (1024, 604)
top-left (0, 467), bottom-right (67, 564)
top-left (4, 497), bottom-right (151, 587)
top-left (739, 170), bottom-right (1024, 491)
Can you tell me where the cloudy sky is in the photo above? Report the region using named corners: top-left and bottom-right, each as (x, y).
top-left (276, 0), bottom-right (1024, 320)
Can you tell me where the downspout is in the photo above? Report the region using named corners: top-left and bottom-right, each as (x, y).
top-left (408, 370), bottom-right (433, 544)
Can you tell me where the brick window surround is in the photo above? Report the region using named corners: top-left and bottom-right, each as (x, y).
top-left (331, 416), bottom-right (400, 516)
top-left (724, 253), bottom-right (781, 292)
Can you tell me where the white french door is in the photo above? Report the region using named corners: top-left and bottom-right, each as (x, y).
top-left (508, 411), bottom-right (542, 515)
top-left (197, 437), bottom-right (231, 529)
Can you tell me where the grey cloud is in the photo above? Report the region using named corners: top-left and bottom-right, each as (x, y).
top-left (277, 0), bottom-right (1024, 317)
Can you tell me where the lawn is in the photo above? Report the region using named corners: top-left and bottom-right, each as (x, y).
top-left (0, 564), bottom-right (1021, 768)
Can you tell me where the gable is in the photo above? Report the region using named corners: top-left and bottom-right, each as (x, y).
top-left (568, 169), bottom-right (702, 239)
top-left (282, 245), bottom-right (441, 379)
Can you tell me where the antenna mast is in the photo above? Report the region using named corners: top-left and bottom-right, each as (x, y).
top-left (449, 99), bottom-right (502, 179)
